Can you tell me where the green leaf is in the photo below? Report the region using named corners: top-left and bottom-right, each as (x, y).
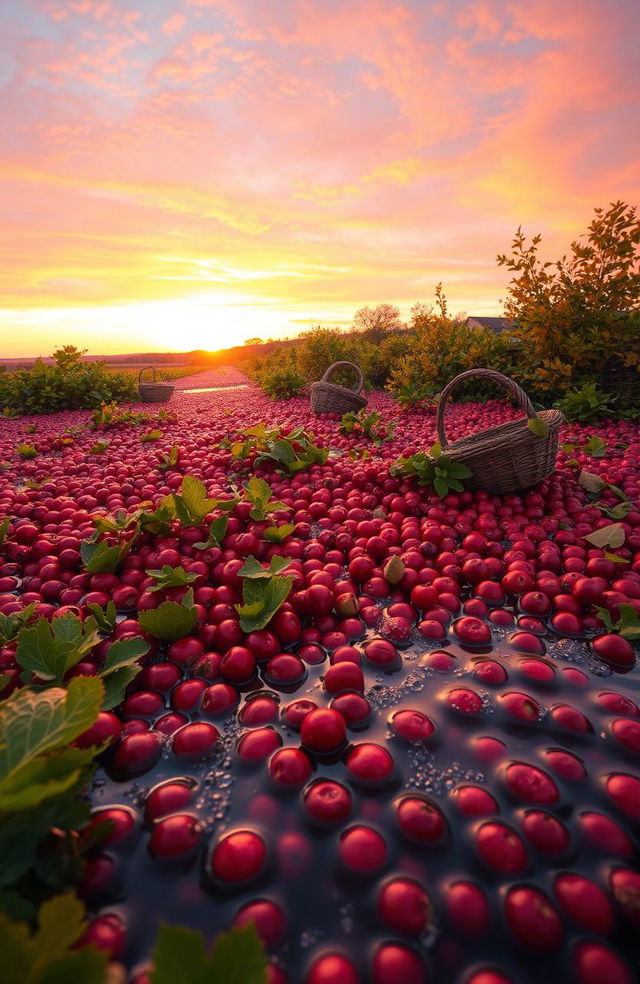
top-left (603, 552), bottom-right (629, 564)
top-left (527, 417), bottom-right (549, 438)
top-left (138, 591), bottom-right (197, 641)
top-left (194, 515), bottom-right (229, 551)
top-left (434, 476), bottom-right (448, 499)
top-left (209, 923), bottom-right (266, 984)
top-left (101, 664), bottom-right (143, 711)
top-left (237, 573), bottom-right (293, 632)
top-left (101, 636), bottom-right (149, 674)
top-left (79, 536), bottom-right (134, 574)
top-left (172, 476), bottom-right (219, 526)
top-left (0, 677), bottom-right (103, 782)
top-left (0, 746), bottom-right (95, 811)
top-left (146, 565), bottom-right (197, 592)
top-left (141, 429), bottom-right (162, 442)
top-left (584, 523), bottom-right (625, 549)
top-left (150, 921), bottom-right (266, 984)
top-left (139, 500), bottom-right (176, 536)
top-left (430, 440), bottom-right (443, 458)
top-left (16, 616), bottom-right (101, 686)
top-left (584, 435), bottom-right (607, 458)
top-left (0, 603), bottom-right (38, 645)
top-left (596, 500), bottom-right (632, 520)
top-left (0, 517), bottom-right (10, 546)
top-left (263, 524), bottom-right (296, 543)
top-left (85, 601), bottom-right (117, 634)
top-left (238, 555), bottom-right (292, 579)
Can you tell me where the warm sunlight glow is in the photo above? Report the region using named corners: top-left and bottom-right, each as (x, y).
top-left (0, 0), bottom-right (638, 356)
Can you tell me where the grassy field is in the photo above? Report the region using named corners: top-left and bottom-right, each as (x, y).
top-left (105, 364), bottom-right (211, 381)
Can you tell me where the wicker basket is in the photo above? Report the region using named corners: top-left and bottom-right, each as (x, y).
top-left (310, 361), bottom-right (367, 416)
top-left (138, 366), bottom-right (175, 403)
top-left (436, 368), bottom-right (565, 494)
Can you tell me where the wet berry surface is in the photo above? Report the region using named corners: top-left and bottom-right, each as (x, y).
top-left (1, 369), bottom-right (639, 983)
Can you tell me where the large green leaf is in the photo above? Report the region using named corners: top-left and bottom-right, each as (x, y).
top-left (237, 572), bottom-right (294, 632)
top-left (0, 677), bottom-right (103, 780)
top-left (138, 591), bottom-right (198, 641)
top-left (101, 664), bottom-right (143, 710)
top-left (79, 537), bottom-right (133, 574)
top-left (172, 476), bottom-right (220, 526)
top-left (150, 923), bottom-right (265, 984)
top-left (16, 616), bottom-right (101, 685)
top-left (146, 565), bottom-right (197, 592)
top-left (0, 746), bottom-right (95, 811)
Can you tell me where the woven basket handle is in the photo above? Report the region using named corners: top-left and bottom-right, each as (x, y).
top-left (138, 366), bottom-right (160, 385)
top-left (321, 361), bottom-right (364, 392)
top-left (436, 369), bottom-right (538, 448)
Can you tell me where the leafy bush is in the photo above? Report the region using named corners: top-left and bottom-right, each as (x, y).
top-left (557, 382), bottom-right (617, 422)
top-left (498, 201), bottom-right (640, 399)
top-left (259, 362), bottom-right (305, 399)
top-left (391, 441), bottom-right (472, 498)
top-left (296, 328), bottom-right (359, 387)
top-left (0, 347), bottom-right (136, 415)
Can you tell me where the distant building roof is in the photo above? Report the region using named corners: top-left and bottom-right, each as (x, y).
top-left (465, 316), bottom-right (516, 335)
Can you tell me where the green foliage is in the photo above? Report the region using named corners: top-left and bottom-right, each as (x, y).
top-left (243, 477), bottom-right (288, 521)
top-left (236, 555), bottom-right (294, 632)
top-left (84, 601), bottom-right (117, 634)
top-left (497, 201), bottom-right (640, 397)
top-left (150, 922), bottom-right (266, 984)
top-left (0, 604), bottom-right (38, 645)
top-left (146, 565), bottom-right (197, 592)
top-left (0, 516), bottom-right (10, 546)
top-left (170, 476), bottom-right (236, 527)
top-left (90, 401), bottom-right (147, 429)
top-left (296, 327), bottom-right (359, 386)
top-left (557, 383), bottom-right (616, 422)
top-left (141, 429), bottom-right (162, 442)
top-left (595, 603), bottom-right (640, 641)
top-left (159, 445), bottom-right (180, 471)
top-left (80, 531), bottom-right (137, 574)
top-left (17, 444), bottom-right (38, 459)
top-left (391, 441), bottom-right (473, 498)
top-left (0, 894), bottom-right (107, 984)
top-left (88, 439), bottom-right (109, 455)
top-left (526, 417), bottom-right (549, 438)
top-left (339, 409), bottom-right (394, 444)
top-left (258, 360), bottom-right (305, 400)
top-left (193, 516), bottom-right (229, 551)
top-left (231, 424), bottom-right (329, 474)
top-left (15, 614), bottom-right (148, 700)
top-left (0, 348), bottom-right (136, 415)
top-left (263, 523), bottom-right (296, 543)
top-left (138, 589), bottom-right (198, 640)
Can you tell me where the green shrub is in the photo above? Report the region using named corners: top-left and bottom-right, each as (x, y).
top-left (0, 346), bottom-right (137, 415)
top-left (259, 364), bottom-right (305, 399)
top-left (296, 328), bottom-right (359, 386)
top-left (557, 382), bottom-right (617, 422)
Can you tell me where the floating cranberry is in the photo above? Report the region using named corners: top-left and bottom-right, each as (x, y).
top-left (144, 780), bottom-right (196, 823)
top-left (300, 708), bottom-right (347, 753)
top-left (344, 743), bottom-right (394, 783)
top-left (79, 913), bottom-right (126, 958)
top-left (78, 854), bottom-right (117, 900)
top-left (172, 722), bottom-right (219, 758)
top-left (452, 785), bottom-right (498, 816)
top-left (475, 822), bottom-right (528, 874)
top-left (465, 971), bottom-right (513, 984)
top-left (446, 687), bottom-right (483, 714)
top-left (472, 659), bottom-right (507, 684)
top-left (592, 634), bottom-right (635, 669)
top-left (518, 658), bottom-right (555, 682)
top-left (445, 880), bottom-right (491, 936)
top-left (171, 678), bottom-right (207, 712)
top-left (553, 872), bottom-right (614, 934)
top-left (304, 779), bottom-right (352, 823)
top-left (282, 698), bottom-right (318, 730)
top-left (606, 773), bottom-right (640, 820)
top-left (543, 748), bottom-right (587, 781)
top-left (377, 877), bottom-right (431, 935)
top-left (453, 616), bottom-right (491, 646)
top-left (504, 762), bottom-right (559, 804)
top-left (233, 899), bottom-right (287, 948)
top-left (155, 712), bottom-right (189, 737)
top-left (389, 708), bottom-right (435, 740)
top-left (237, 727), bottom-right (283, 762)
top-left (201, 682), bottom-right (239, 716)
top-left (238, 695), bottom-right (279, 726)
top-left (324, 661), bottom-right (364, 694)
top-left (210, 829), bottom-right (266, 884)
top-left (395, 795), bottom-right (447, 844)
top-left (550, 703), bottom-right (593, 732)
top-left (269, 747), bottom-right (313, 786)
top-left (371, 943), bottom-right (427, 984)
top-left (149, 813), bottom-right (202, 858)
top-left (611, 717), bottom-right (640, 753)
top-left (571, 941), bottom-right (635, 984)
top-left (86, 806), bottom-right (136, 845)
top-left (112, 732), bottom-right (161, 777)
top-left (305, 953), bottom-right (360, 984)
top-left (578, 812), bottom-right (633, 858)
top-left (363, 639), bottom-right (400, 666)
top-left (597, 691), bottom-right (640, 716)
top-left (521, 810), bottom-right (570, 854)
top-left (498, 691), bottom-right (541, 722)
top-left (503, 885), bottom-right (563, 950)
top-left (339, 824), bottom-right (388, 873)
top-left (330, 692), bottom-right (371, 726)
top-left (508, 631), bottom-right (546, 654)
top-left (74, 710), bottom-right (121, 749)
top-left (471, 735), bottom-right (507, 762)
top-left (609, 867), bottom-right (640, 928)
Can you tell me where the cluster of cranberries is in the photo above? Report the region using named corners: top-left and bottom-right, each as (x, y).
top-left (0, 374), bottom-right (639, 983)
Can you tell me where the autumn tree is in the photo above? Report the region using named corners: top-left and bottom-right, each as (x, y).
top-left (497, 200), bottom-right (640, 395)
top-left (353, 303), bottom-right (404, 343)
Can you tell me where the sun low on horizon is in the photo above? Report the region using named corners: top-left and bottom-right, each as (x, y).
top-left (1, 0), bottom-right (638, 358)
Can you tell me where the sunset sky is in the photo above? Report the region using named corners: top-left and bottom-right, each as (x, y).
top-left (1, 0), bottom-right (638, 356)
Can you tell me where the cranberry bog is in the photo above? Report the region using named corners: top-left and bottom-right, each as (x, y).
top-left (1, 368), bottom-right (639, 984)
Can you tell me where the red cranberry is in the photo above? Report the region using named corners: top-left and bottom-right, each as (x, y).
top-left (610, 867), bottom-right (640, 928)
top-left (446, 687), bottom-right (483, 714)
top-left (377, 877), bottom-right (431, 935)
top-left (452, 785), bottom-right (498, 816)
top-left (363, 638), bottom-right (400, 666)
top-left (553, 872), bottom-right (614, 934)
top-left (172, 722), bottom-right (219, 758)
top-left (395, 795), bottom-right (447, 843)
top-left (323, 661), bottom-right (364, 694)
top-left (344, 743), bottom-right (394, 783)
top-left (371, 943), bottom-right (427, 984)
top-left (79, 913), bottom-right (126, 958)
top-left (305, 953), bottom-right (360, 984)
top-left (239, 695), bottom-right (279, 726)
top-left (504, 762), bottom-right (559, 804)
top-left (592, 634), bottom-right (635, 669)
top-left (578, 812), bottom-right (633, 858)
top-left (304, 779), bottom-right (352, 823)
top-left (210, 829), bottom-right (266, 884)
top-left (300, 708), bottom-right (347, 753)
top-left (504, 885), bottom-right (563, 950)
top-left (149, 813), bottom-right (202, 858)
top-left (282, 698), bottom-right (317, 730)
top-left (112, 732), bottom-right (161, 777)
top-left (237, 727), bottom-right (283, 762)
top-left (475, 821), bottom-right (528, 874)
top-left (269, 747), bottom-right (313, 786)
top-left (144, 780), bottom-right (196, 822)
top-left (339, 824), bottom-right (388, 873)
top-left (85, 806), bottom-right (136, 845)
top-left (445, 880), bottom-right (491, 936)
top-left (606, 773), bottom-right (640, 820)
top-left (571, 941), bottom-right (634, 984)
top-left (233, 899), bottom-right (287, 948)
top-left (498, 691), bottom-right (541, 722)
top-left (201, 682), bottom-right (239, 716)
top-left (264, 653), bottom-right (306, 686)
top-left (389, 709), bottom-right (435, 740)
top-left (543, 748), bottom-right (587, 781)
top-left (521, 810), bottom-right (570, 854)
